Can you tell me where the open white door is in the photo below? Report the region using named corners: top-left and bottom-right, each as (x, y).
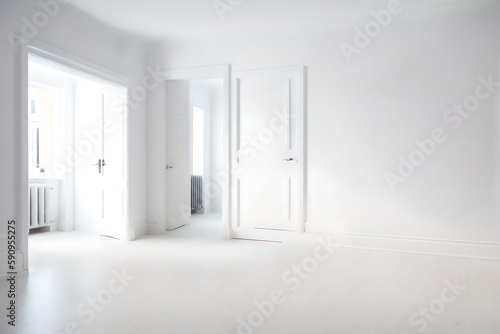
top-left (231, 66), bottom-right (305, 241)
top-left (74, 81), bottom-right (103, 231)
top-left (166, 80), bottom-right (191, 230)
top-left (100, 86), bottom-right (127, 240)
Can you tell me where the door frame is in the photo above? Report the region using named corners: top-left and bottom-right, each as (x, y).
top-left (160, 65), bottom-right (232, 239)
top-left (231, 65), bottom-right (307, 241)
top-left (18, 40), bottom-right (131, 272)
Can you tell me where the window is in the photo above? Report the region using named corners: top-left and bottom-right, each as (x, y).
top-left (28, 84), bottom-right (61, 177)
top-left (192, 107), bottom-right (204, 176)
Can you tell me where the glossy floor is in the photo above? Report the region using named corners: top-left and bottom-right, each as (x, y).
top-left (1, 213), bottom-right (499, 334)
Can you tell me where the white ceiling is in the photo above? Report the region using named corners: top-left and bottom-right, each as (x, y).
top-left (68, 0), bottom-right (500, 46)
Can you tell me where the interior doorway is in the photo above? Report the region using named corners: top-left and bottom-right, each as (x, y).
top-left (190, 79), bottom-right (224, 217)
top-left (26, 52), bottom-right (128, 240)
top-left (164, 78), bottom-right (224, 228)
top-left (161, 65), bottom-right (230, 238)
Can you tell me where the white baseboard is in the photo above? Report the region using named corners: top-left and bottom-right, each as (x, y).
top-left (210, 201), bottom-right (222, 213)
top-left (74, 218), bottom-right (98, 231)
top-left (58, 218), bottom-right (75, 232)
top-left (306, 222), bottom-right (500, 260)
top-left (132, 222), bottom-right (148, 240)
top-left (146, 220), bottom-right (164, 235)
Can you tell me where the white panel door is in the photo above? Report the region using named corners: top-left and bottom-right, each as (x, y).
top-left (231, 66), bottom-right (305, 241)
top-left (74, 81), bottom-right (126, 239)
top-left (166, 81), bottom-right (191, 230)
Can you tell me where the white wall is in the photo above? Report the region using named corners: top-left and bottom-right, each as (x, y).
top-left (147, 11), bottom-right (500, 253)
top-left (0, 0), bottom-right (148, 275)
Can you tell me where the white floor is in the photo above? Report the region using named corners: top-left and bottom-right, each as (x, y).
top-left (2, 213), bottom-right (500, 334)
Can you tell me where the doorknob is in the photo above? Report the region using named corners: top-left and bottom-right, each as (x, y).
top-left (166, 165), bottom-right (174, 169)
top-left (283, 158), bottom-right (296, 162)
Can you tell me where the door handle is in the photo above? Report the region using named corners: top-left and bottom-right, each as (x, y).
top-left (166, 165), bottom-right (174, 169)
top-left (283, 158), bottom-right (296, 162)
top-left (93, 159), bottom-right (102, 173)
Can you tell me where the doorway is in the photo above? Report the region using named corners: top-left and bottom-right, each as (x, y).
top-left (161, 65), bottom-right (231, 238)
top-left (26, 51), bottom-right (128, 241)
top-left (190, 79), bottom-right (224, 217)
top-left (164, 78), bottom-right (224, 229)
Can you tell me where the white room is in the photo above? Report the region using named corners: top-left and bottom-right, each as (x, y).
top-left (1, 0), bottom-right (500, 333)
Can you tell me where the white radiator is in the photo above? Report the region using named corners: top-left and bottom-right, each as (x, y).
top-left (29, 184), bottom-right (54, 229)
